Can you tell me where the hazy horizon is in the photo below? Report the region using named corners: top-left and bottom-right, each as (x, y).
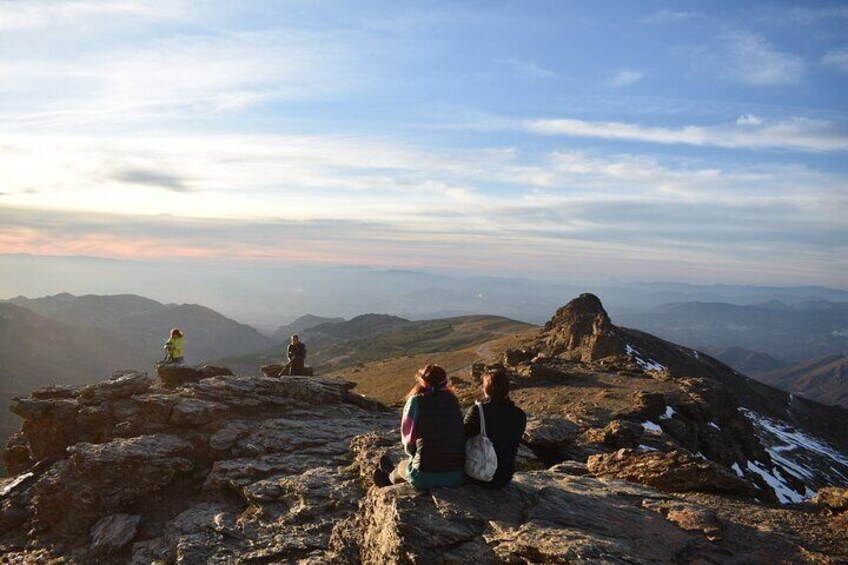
top-left (1, 1), bottom-right (847, 288)
top-left (3, 253), bottom-right (847, 330)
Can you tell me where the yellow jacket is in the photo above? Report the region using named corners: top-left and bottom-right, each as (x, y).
top-left (165, 335), bottom-right (185, 359)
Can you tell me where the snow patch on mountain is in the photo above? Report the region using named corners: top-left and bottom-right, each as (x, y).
top-left (641, 421), bottom-right (662, 433)
top-left (741, 408), bottom-right (848, 503)
top-left (625, 344), bottom-right (665, 372)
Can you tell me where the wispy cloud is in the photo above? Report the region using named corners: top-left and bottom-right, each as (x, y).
top-left (0, 27), bottom-right (374, 129)
top-left (822, 49), bottom-right (848, 73)
top-left (786, 6), bottom-right (848, 25)
top-left (521, 115), bottom-right (847, 152)
top-left (496, 57), bottom-right (556, 78)
top-left (109, 167), bottom-right (190, 192)
top-left (0, 0), bottom-right (186, 31)
top-left (687, 31), bottom-right (805, 86)
top-left (609, 68), bottom-right (644, 88)
top-left (640, 10), bottom-right (702, 24)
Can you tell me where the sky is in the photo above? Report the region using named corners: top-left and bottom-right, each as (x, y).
top-left (1, 0), bottom-right (847, 287)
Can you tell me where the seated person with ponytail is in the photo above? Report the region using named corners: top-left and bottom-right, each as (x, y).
top-left (463, 368), bottom-right (526, 489)
top-left (374, 364), bottom-right (465, 488)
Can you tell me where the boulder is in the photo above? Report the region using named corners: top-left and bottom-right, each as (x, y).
top-left (89, 513), bottom-right (141, 555)
top-left (30, 434), bottom-right (197, 538)
top-left (2, 432), bottom-right (32, 476)
top-left (642, 499), bottom-right (722, 541)
top-left (587, 449), bottom-right (758, 498)
top-left (522, 417), bottom-right (579, 449)
top-left (156, 364), bottom-right (207, 388)
top-left (503, 348), bottom-right (536, 366)
top-left (155, 364), bottom-right (232, 388)
top-left (583, 419), bottom-right (644, 449)
top-left (812, 487), bottom-right (848, 512)
top-left (32, 384), bottom-right (81, 400)
top-left (208, 422), bottom-right (251, 451)
top-left (10, 398), bottom-right (80, 462)
top-left (79, 371), bottom-right (152, 404)
top-left (169, 398), bottom-right (230, 427)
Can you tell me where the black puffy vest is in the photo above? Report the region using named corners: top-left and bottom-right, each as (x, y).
top-left (415, 391), bottom-right (465, 473)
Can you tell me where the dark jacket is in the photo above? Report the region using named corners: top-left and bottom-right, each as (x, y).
top-left (463, 399), bottom-right (527, 488)
top-left (287, 342), bottom-right (306, 360)
top-left (414, 390), bottom-right (465, 473)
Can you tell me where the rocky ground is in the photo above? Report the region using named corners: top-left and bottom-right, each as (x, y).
top-left (2, 294), bottom-right (848, 563)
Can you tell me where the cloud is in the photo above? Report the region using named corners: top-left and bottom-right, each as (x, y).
top-left (822, 49), bottom-right (848, 73)
top-left (1, 137), bottom-right (845, 284)
top-left (640, 10), bottom-right (702, 24)
top-left (609, 69), bottom-right (643, 88)
top-left (522, 116), bottom-right (848, 152)
top-left (736, 114), bottom-right (763, 126)
top-left (0, 25), bottom-right (374, 130)
top-left (496, 58), bottom-right (556, 78)
top-left (0, 0), bottom-right (186, 31)
top-left (787, 7), bottom-right (848, 25)
top-left (687, 31), bottom-right (805, 86)
top-left (110, 167), bottom-right (190, 192)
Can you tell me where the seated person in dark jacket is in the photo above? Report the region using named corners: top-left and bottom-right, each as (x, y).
top-left (463, 368), bottom-right (527, 488)
top-left (373, 364), bottom-right (465, 488)
top-left (285, 335), bottom-right (307, 375)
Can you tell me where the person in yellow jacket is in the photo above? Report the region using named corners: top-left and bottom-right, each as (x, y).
top-left (164, 328), bottom-right (185, 364)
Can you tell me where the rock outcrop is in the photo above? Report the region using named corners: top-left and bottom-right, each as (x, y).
top-left (537, 293), bottom-right (626, 361)
top-left (331, 434), bottom-right (842, 564)
top-left (587, 448), bottom-right (759, 498)
top-left (498, 294), bottom-right (848, 507)
top-left (0, 370), bottom-right (395, 563)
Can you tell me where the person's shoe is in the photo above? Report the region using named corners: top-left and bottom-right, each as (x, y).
top-left (378, 454), bottom-right (394, 475)
top-left (372, 467), bottom-right (391, 488)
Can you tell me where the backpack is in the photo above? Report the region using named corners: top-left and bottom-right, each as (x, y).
top-left (465, 402), bottom-right (498, 481)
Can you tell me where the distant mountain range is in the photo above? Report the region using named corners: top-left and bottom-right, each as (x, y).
top-left (617, 300), bottom-right (848, 363)
top-left (701, 346), bottom-right (787, 375)
top-left (7, 293), bottom-right (276, 364)
top-left (4, 254), bottom-right (848, 327)
top-left (272, 314), bottom-right (344, 341)
top-left (753, 354), bottom-right (848, 409)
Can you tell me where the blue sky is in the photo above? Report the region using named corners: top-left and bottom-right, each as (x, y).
top-left (1, 0), bottom-right (846, 286)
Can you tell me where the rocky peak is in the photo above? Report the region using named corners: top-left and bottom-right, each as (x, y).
top-left (538, 293), bottom-right (625, 361)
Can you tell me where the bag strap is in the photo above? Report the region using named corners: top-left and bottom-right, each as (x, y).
top-left (476, 402), bottom-right (487, 437)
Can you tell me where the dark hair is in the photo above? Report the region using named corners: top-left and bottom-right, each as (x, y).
top-left (405, 364), bottom-right (451, 400)
top-left (482, 369), bottom-right (510, 402)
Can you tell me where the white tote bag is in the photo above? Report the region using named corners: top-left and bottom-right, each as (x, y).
top-left (465, 402), bottom-right (498, 481)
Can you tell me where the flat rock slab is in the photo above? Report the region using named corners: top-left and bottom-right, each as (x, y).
top-left (349, 471), bottom-right (696, 564)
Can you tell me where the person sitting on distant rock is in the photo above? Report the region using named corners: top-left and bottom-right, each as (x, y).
top-left (374, 364), bottom-right (465, 488)
top-left (284, 335), bottom-right (307, 376)
top-left (163, 328), bottom-right (185, 364)
top-left (463, 368), bottom-right (527, 489)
